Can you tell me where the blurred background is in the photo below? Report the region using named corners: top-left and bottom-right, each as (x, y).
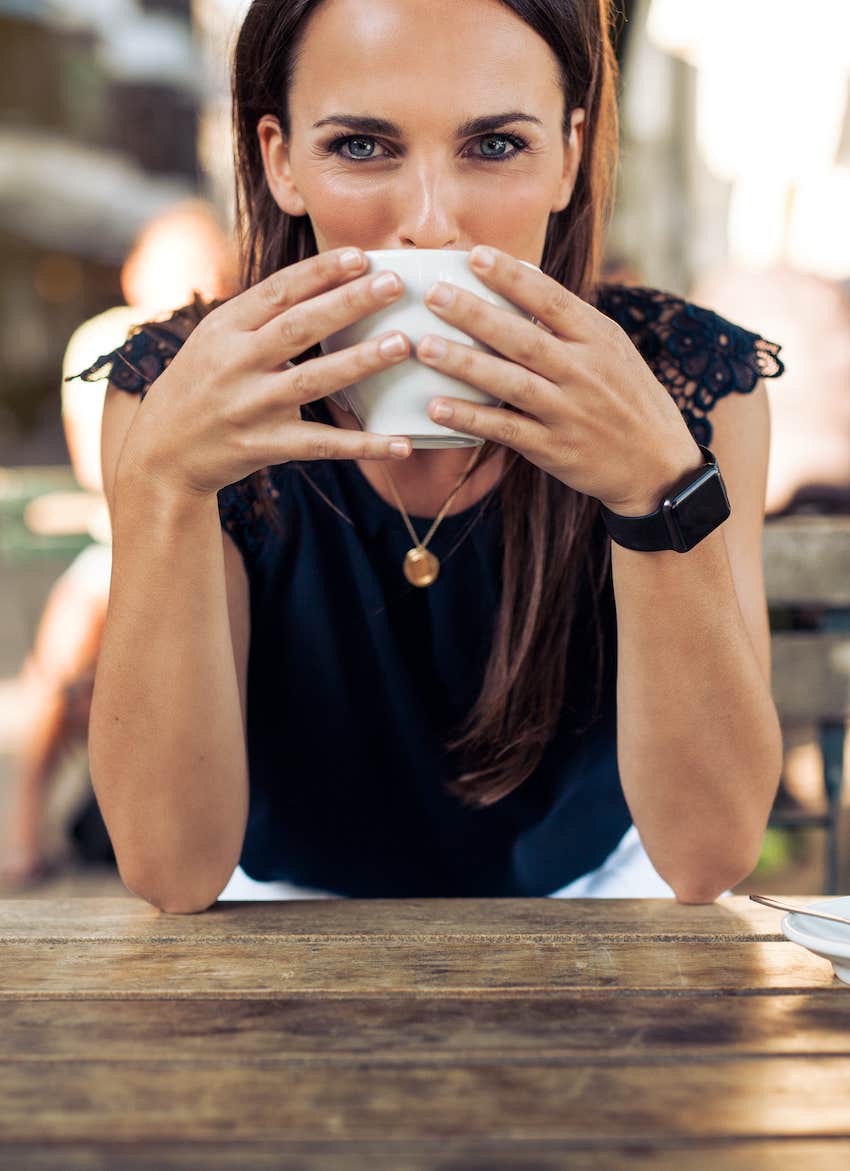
top-left (1, 0), bottom-right (849, 898)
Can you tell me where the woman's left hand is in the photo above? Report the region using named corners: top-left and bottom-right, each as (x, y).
top-left (418, 245), bottom-right (705, 516)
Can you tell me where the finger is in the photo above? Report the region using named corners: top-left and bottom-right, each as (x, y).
top-left (417, 334), bottom-right (557, 425)
top-left (466, 246), bottom-right (596, 339)
top-left (424, 280), bottom-right (567, 380)
top-left (227, 247), bottom-right (369, 332)
top-left (253, 265), bottom-right (405, 367)
top-left (270, 421), bottom-right (412, 464)
top-left (426, 390), bottom-right (547, 456)
top-left (279, 329), bottom-right (411, 406)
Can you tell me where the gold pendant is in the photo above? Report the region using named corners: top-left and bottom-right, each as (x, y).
top-left (403, 546), bottom-right (440, 587)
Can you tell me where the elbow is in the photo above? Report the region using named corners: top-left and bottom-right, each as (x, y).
top-left (155, 898), bottom-right (219, 915)
top-left (669, 762), bottom-right (782, 906)
top-left (118, 865), bottom-right (222, 915)
top-left (147, 885), bottom-right (222, 915)
top-left (141, 887), bottom-right (220, 915)
top-left (670, 846), bottom-right (761, 906)
top-left (673, 882), bottom-right (732, 905)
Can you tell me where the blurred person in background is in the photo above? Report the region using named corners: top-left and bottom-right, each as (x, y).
top-left (0, 198), bottom-right (238, 889)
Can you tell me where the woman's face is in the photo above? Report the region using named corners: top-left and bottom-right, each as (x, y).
top-left (257, 0), bottom-right (584, 265)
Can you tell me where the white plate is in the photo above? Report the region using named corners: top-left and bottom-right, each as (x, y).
top-left (781, 895), bottom-right (850, 983)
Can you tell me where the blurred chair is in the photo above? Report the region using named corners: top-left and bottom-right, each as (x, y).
top-left (763, 514), bottom-right (850, 894)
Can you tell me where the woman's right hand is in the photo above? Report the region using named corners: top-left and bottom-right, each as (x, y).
top-left (116, 246), bottom-right (413, 500)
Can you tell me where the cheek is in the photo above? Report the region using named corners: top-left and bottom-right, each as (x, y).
top-left (301, 176), bottom-right (391, 242)
top-left (466, 178), bottom-right (552, 241)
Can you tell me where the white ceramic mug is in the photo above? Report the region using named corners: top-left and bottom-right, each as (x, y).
top-left (319, 248), bottom-right (539, 448)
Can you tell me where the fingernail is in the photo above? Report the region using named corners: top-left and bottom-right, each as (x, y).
top-left (389, 440), bottom-right (411, 457)
top-left (426, 282), bottom-right (454, 307)
top-left (340, 249), bottom-right (364, 270)
top-left (379, 333), bottom-right (407, 358)
top-left (470, 246), bottom-right (496, 269)
top-left (418, 335), bottom-right (447, 360)
top-left (372, 272), bottom-right (401, 297)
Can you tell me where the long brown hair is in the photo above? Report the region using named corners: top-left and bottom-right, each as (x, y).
top-left (231, 0), bottom-right (621, 808)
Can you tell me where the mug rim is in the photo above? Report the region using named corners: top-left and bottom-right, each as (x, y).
top-left (361, 247), bottom-right (539, 270)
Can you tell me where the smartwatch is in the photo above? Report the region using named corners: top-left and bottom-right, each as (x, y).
top-left (599, 444), bottom-right (731, 553)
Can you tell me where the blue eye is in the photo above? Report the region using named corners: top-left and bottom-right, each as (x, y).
top-left (325, 132), bottom-right (529, 164)
top-left (477, 134), bottom-right (528, 161)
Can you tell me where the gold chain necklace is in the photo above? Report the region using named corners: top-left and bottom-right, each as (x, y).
top-left (378, 443), bottom-right (487, 587)
top-left (298, 392), bottom-right (490, 587)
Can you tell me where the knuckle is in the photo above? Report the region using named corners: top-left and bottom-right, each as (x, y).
top-left (196, 303), bottom-right (223, 333)
top-left (545, 284), bottom-right (571, 320)
top-left (456, 346), bottom-right (477, 379)
top-left (285, 360), bottom-right (310, 398)
top-left (310, 437), bottom-right (334, 461)
top-left (192, 310), bottom-right (223, 350)
top-left (341, 279), bottom-right (363, 314)
top-left (466, 299), bottom-right (485, 332)
top-left (260, 270), bottom-right (290, 311)
top-left (517, 373), bottom-right (539, 409)
top-left (497, 415), bottom-right (522, 446)
top-left (277, 308), bottom-right (307, 350)
top-left (365, 339), bottom-right (388, 370)
top-left (505, 263), bottom-right (525, 296)
top-left (604, 315), bottom-right (625, 344)
top-left (226, 424), bottom-right (253, 458)
top-left (325, 250), bottom-right (345, 278)
top-left (514, 332), bottom-right (541, 367)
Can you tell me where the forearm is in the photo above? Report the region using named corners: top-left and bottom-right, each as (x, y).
top-left (89, 475), bottom-right (248, 912)
top-left (611, 526), bottom-right (783, 902)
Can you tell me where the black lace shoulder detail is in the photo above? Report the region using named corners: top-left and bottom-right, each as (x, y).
top-left (63, 293), bottom-right (222, 399)
top-left (593, 283), bottom-right (785, 446)
top-left (64, 293), bottom-right (274, 569)
top-left (218, 470), bottom-right (281, 569)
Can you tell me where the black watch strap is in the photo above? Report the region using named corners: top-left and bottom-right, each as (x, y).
top-left (599, 444), bottom-right (730, 553)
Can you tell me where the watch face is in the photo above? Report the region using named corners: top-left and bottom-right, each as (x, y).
top-left (666, 466), bottom-right (731, 551)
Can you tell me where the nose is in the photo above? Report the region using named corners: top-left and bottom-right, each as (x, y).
top-left (390, 154), bottom-right (463, 250)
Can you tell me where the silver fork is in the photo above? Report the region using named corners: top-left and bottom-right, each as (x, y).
top-left (749, 893), bottom-right (850, 927)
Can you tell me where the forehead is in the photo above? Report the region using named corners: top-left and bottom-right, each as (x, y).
top-left (291, 0), bottom-right (562, 117)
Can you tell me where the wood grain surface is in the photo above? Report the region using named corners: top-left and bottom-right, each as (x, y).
top-left (1, 895), bottom-right (847, 1169)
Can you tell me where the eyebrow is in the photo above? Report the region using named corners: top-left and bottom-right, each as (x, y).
top-left (312, 112), bottom-right (544, 138)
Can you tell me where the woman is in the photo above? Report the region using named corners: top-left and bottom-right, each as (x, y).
top-left (70, 0), bottom-right (785, 912)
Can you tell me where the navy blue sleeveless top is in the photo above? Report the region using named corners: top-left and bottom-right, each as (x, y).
top-left (69, 283), bottom-right (784, 896)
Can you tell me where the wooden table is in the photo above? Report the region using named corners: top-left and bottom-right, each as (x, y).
top-left (2, 896), bottom-right (849, 1168)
